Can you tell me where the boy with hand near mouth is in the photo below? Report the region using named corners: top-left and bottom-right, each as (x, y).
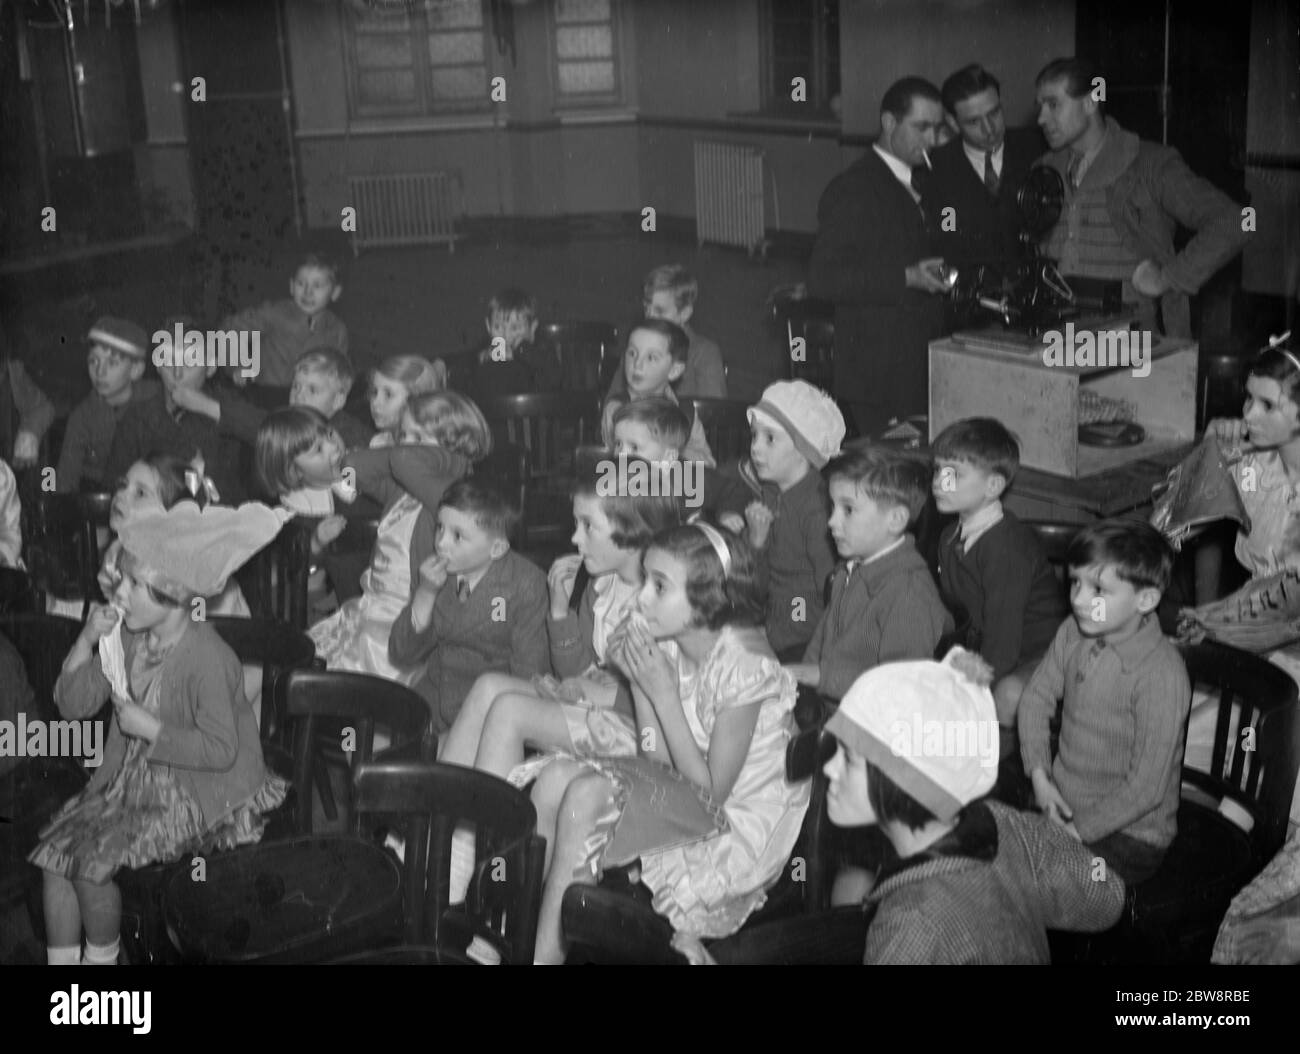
top-left (733, 381), bottom-right (845, 662)
top-left (388, 479), bottom-right (549, 733)
top-left (1018, 520), bottom-right (1190, 885)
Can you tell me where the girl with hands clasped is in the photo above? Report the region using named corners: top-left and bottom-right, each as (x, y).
top-left (526, 521), bottom-right (809, 963)
top-left (31, 501), bottom-right (289, 966)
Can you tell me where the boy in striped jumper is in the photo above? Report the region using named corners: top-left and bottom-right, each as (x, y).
top-left (1018, 520), bottom-right (1190, 885)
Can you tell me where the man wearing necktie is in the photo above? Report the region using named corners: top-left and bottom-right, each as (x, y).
top-left (1033, 56), bottom-right (1248, 338)
top-left (809, 77), bottom-right (951, 438)
top-left (925, 65), bottom-right (1045, 276)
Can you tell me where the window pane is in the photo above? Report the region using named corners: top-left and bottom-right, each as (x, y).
top-left (358, 69), bottom-right (418, 105)
top-left (555, 0), bottom-right (610, 24)
top-left (431, 66), bottom-right (488, 99)
top-left (556, 25), bottom-right (612, 60)
top-left (355, 33), bottom-right (414, 69)
top-left (355, 3), bottom-right (413, 32)
top-left (425, 0), bottom-right (483, 29)
top-left (558, 60), bottom-right (615, 94)
top-left (428, 30), bottom-right (484, 64)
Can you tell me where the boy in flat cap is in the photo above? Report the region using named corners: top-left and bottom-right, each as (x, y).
top-left (56, 316), bottom-right (160, 493)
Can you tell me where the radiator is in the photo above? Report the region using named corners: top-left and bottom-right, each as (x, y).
top-left (694, 141), bottom-right (767, 254)
top-left (347, 172), bottom-right (463, 254)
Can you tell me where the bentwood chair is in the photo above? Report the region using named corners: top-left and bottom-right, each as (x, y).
top-left (330, 761), bottom-right (546, 965)
top-left (536, 321), bottom-right (621, 392)
top-left (26, 491), bottom-right (113, 619)
top-left (777, 298), bottom-right (835, 392)
top-left (3, 615), bottom-right (90, 910)
top-left (689, 397), bottom-right (752, 465)
top-left (1050, 640), bottom-right (1300, 964)
top-left (165, 759), bottom-right (543, 964)
top-left (478, 393), bottom-right (600, 547)
top-left (562, 720), bottom-right (839, 964)
top-left (160, 676), bottom-right (433, 963)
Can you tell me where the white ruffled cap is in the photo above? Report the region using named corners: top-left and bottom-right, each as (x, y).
top-left (826, 647), bottom-right (999, 822)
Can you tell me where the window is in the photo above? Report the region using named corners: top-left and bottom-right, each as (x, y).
top-left (346, 0), bottom-right (490, 117)
top-left (760, 0), bottom-right (840, 118)
top-left (552, 0), bottom-right (621, 104)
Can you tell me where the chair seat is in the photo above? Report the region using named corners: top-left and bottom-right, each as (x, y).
top-left (1128, 801), bottom-right (1256, 930)
top-left (329, 944), bottom-right (479, 965)
top-left (164, 835), bottom-right (404, 963)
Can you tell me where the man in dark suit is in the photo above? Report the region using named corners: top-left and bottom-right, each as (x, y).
top-left (927, 65), bottom-right (1045, 271)
top-left (808, 77), bottom-right (951, 438)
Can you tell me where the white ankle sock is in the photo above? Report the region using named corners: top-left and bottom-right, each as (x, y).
top-left (83, 938), bottom-right (120, 965)
top-left (448, 824), bottom-right (477, 905)
top-left (47, 944), bottom-right (82, 965)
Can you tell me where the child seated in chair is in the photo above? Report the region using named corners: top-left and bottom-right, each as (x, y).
top-left (931, 418), bottom-right (1068, 747)
top-left (675, 649), bottom-right (1128, 964)
top-left (222, 248), bottom-right (348, 389)
top-left (721, 381), bottom-right (844, 662)
top-left (601, 319), bottom-right (714, 466)
top-left (606, 265), bottom-right (726, 400)
top-left (31, 500), bottom-right (289, 965)
top-left (388, 479), bottom-right (550, 734)
top-left (172, 347), bottom-right (372, 451)
top-left (1018, 521), bottom-right (1191, 885)
top-left (611, 398), bottom-right (747, 519)
top-left (786, 445), bottom-right (952, 698)
top-left (56, 317), bottom-right (159, 493)
top-left (463, 288), bottom-right (562, 398)
top-left (525, 521), bottom-right (807, 962)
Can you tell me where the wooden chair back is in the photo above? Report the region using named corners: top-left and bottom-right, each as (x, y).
top-left (27, 491), bottom-right (113, 618)
top-left (246, 519), bottom-right (314, 630)
top-left (353, 760), bottom-right (546, 962)
top-left (1180, 641), bottom-right (1300, 861)
top-left (477, 393), bottom-right (599, 545)
top-left (536, 321), bottom-right (620, 392)
top-left (689, 397), bottom-right (752, 465)
top-left (284, 669), bottom-right (433, 835)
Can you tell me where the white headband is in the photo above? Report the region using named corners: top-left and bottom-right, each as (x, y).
top-left (1266, 331), bottom-right (1299, 375)
top-left (694, 522), bottom-right (732, 576)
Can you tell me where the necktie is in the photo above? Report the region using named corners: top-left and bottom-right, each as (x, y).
top-left (457, 577), bottom-right (470, 602)
top-left (1067, 153), bottom-right (1083, 189)
top-left (984, 150), bottom-right (999, 196)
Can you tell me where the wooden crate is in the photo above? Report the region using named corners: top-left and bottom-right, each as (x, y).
top-left (929, 329), bottom-right (1197, 478)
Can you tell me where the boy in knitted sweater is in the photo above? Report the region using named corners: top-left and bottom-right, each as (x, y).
top-left (1018, 520), bottom-right (1190, 885)
top-left (787, 445), bottom-right (953, 699)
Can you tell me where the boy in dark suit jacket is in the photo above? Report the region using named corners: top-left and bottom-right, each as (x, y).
top-left (389, 478), bottom-right (550, 734)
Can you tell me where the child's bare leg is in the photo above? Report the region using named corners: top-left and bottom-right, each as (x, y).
top-left (534, 770), bottom-right (617, 965)
top-left (439, 673), bottom-right (536, 765)
top-left (530, 758), bottom-right (592, 875)
top-left (830, 866), bottom-right (875, 906)
top-left (75, 878), bottom-right (121, 945)
top-left (43, 871), bottom-right (83, 949)
top-left (474, 692), bottom-right (573, 780)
